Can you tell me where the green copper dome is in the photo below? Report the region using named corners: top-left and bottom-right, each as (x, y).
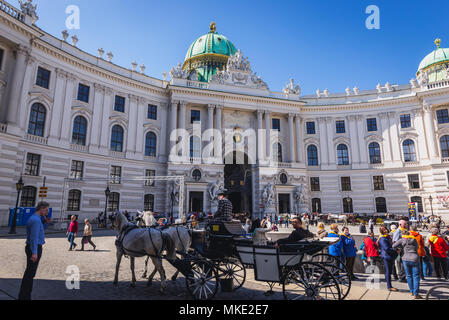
top-left (183, 22), bottom-right (237, 82)
top-left (418, 39), bottom-right (449, 73)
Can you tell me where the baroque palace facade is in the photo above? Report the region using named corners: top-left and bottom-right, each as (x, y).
top-left (0, 1), bottom-right (449, 225)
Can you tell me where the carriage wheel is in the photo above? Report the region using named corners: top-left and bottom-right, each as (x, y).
top-left (426, 285), bottom-right (449, 300)
top-left (282, 262), bottom-right (341, 300)
top-left (308, 253), bottom-right (351, 300)
top-left (215, 257), bottom-right (246, 291)
top-left (185, 260), bottom-right (219, 300)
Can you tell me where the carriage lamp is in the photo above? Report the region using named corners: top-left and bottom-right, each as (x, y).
top-left (429, 195), bottom-right (434, 217)
top-left (104, 186), bottom-right (111, 228)
top-left (9, 176), bottom-right (24, 234)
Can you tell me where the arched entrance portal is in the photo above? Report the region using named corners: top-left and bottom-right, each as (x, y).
top-left (224, 152), bottom-right (252, 215)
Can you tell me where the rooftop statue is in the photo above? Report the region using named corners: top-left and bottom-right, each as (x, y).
top-left (169, 63), bottom-right (188, 79)
top-left (283, 78), bottom-right (301, 95)
top-left (227, 49), bottom-right (251, 72)
top-left (18, 0), bottom-right (38, 21)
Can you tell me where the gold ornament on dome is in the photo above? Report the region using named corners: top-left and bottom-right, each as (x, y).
top-left (210, 22), bottom-right (216, 34)
top-left (435, 38), bottom-right (441, 48)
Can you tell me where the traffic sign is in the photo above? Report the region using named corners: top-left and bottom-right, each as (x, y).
top-left (39, 187), bottom-right (48, 198)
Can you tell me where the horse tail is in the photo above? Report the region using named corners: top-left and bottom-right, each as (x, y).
top-left (162, 231), bottom-right (176, 261)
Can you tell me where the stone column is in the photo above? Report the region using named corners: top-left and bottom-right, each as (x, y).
top-left (256, 110), bottom-right (264, 163)
top-left (6, 45), bottom-right (29, 130)
top-left (126, 94), bottom-right (139, 157)
top-left (135, 98), bottom-right (146, 156)
top-left (0, 80), bottom-right (6, 122)
top-left (179, 101), bottom-right (188, 161)
top-left (208, 104), bottom-right (215, 159)
top-left (288, 113), bottom-right (295, 163)
top-left (379, 112), bottom-right (392, 162)
top-left (388, 112), bottom-right (401, 162)
top-left (265, 111), bottom-right (272, 160)
top-left (215, 105), bottom-right (223, 163)
top-left (326, 117), bottom-right (335, 165)
top-left (412, 108), bottom-right (429, 161)
top-left (295, 115), bottom-right (303, 163)
top-left (17, 55), bottom-right (37, 132)
top-left (356, 115), bottom-right (368, 164)
top-left (48, 69), bottom-right (68, 144)
top-left (317, 117), bottom-right (328, 166)
top-left (59, 74), bottom-right (77, 147)
top-left (158, 102), bottom-right (168, 162)
top-left (99, 87), bottom-right (113, 153)
top-left (423, 103), bottom-right (438, 160)
top-left (168, 101), bottom-right (178, 161)
top-left (347, 115), bottom-right (360, 165)
top-left (88, 83), bottom-right (105, 150)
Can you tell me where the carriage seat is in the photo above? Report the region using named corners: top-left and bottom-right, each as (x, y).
top-left (209, 220), bottom-right (246, 236)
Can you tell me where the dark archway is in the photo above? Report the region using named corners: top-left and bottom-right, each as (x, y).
top-left (224, 151), bottom-right (252, 215)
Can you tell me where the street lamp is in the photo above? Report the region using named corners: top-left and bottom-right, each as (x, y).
top-left (345, 193), bottom-right (352, 214)
top-left (9, 176), bottom-right (24, 234)
top-left (104, 186), bottom-right (111, 228)
top-left (429, 195), bottom-right (434, 218)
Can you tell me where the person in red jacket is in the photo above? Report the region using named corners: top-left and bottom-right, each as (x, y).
top-left (429, 228), bottom-right (449, 279)
top-left (364, 231), bottom-right (381, 268)
top-left (66, 215), bottom-right (79, 251)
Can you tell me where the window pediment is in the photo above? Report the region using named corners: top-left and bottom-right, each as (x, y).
top-left (365, 134), bottom-right (383, 143)
top-left (72, 105), bottom-right (92, 117)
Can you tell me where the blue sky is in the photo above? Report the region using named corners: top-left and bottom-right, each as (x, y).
top-left (29, 0), bottom-right (449, 95)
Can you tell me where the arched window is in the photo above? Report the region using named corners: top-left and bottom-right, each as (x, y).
top-left (110, 125), bottom-right (124, 152)
top-left (108, 192), bottom-right (120, 212)
top-left (190, 136), bottom-right (201, 159)
top-left (440, 135), bottom-right (449, 158)
top-left (72, 116), bottom-right (87, 146)
top-left (337, 144), bottom-right (349, 165)
top-left (20, 186), bottom-right (37, 207)
top-left (375, 197), bottom-right (387, 213)
top-left (28, 103), bottom-right (46, 137)
top-left (67, 190), bottom-right (81, 211)
top-left (307, 145), bottom-right (319, 166)
top-left (312, 198), bottom-right (322, 214)
top-left (403, 139), bottom-right (417, 162)
top-left (343, 197), bottom-right (353, 214)
top-left (145, 132), bottom-right (157, 157)
top-left (368, 142), bottom-right (381, 164)
top-left (272, 143), bottom-right (283, 162)
top-left (411, 196), bottom-right (423, 213)
top-left (144, 194), bottom-right (155, 211)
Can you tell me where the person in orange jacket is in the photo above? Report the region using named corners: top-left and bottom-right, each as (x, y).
top-left (409, 225), bottom-right (426, 280)
top-left (429, 228), bottom-right (449, 280)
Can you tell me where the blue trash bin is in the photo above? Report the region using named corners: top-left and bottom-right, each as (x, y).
top-left (8, 208), bottom-right (24, 227)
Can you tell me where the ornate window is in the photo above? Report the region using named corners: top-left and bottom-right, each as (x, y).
top-left (77, 83), bottom-right (90, 103)
top-left (145, 169), bottom-right (155, 186)
top-left (0, 48), bottom-right (4, 70)
top-left (375, 197), bottom-right (387, 213)
top-left (110, 166), bottom-right (122, 184)
top-left (440, 135), bottom-right (449, 158)
top-left (72, 116), bottom-right (87, 146)
top-left (145, 132), bottom-right (157, 157)
top-left (402, 139), bottom-right (417, 162)
top-left (273, 143), bottom-right (283, 162)
top-left (110, 125), bottom-right (124, 152)
top-left (367, 118), bottom-right (377, 132)
top-left (28, 103), bottom-right (46, 137)
top-left (148, 105), bottom-right (157, 120)
top-left (70, 160), bottom-right (84, 180)
top-left (368, 142), bottom-right (381, 164)
top-left (400, 114), bottom-right (411, 129)
top-left (310, 177), bottom-right (320, 191)
top-left (25, 153), bottom-right (41, 176)
top-left (20, 186), bottom-right (37, 207)
top-left (307, 145), bottom-right (319, 166)
top-left (144, 194), bottom-right (155, 211)
top-left (108, 192), bottom-right (120, 212)
top-left (191, 110), bottom-right (201, 123)
top-left (272, 118), bottom-right (281, 132)
top-left (341, 177), bottom-right (351, 191)
top-left (373, 176), bottom-right (385, 191)
top-left (67, 190), bottom-right (81, 211)
top-left (336, 120), bottom-right (345, 134)
top-left (411, 196), bottom-right (423, 213)
top-left (337, 144), bottom-right (349, 165)
top-left (306, 121), bottom-right (316, 135)
top-left (36, 67), bottom-right (51, 89)
top-left (190, 136), bottom-right (201, 160)
top-left (408, 174), bottom-right (420, 189)
top-left (114, 95), bottom-right (125, 113)
top-left (436, 109), bottom-right (449, 124)
top-left (343, 198), bottom-right (353, 214)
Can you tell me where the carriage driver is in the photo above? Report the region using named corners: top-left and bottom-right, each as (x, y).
top-left (214, 189), bottom-right (233, 222)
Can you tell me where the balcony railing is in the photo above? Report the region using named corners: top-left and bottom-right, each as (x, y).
top-left (427, 80), bottom-right (449, 90)
top-left (404, 161), bottom-right (420, 167)
top-left (70, 144), bottom-right (88, 153)
top-left (0, 123), bottom-right (7, 133)
top-left (190, 157), bottom-right (202, 164)
top-left (443, 158), bottom-right (449, 164)
top-left (186, 80), bottom-right (209, 89)
top-left (109, 151), bottom-right (125, 158)
top-left (0, 0), bottom-right (25, 22)
top-left (25, 134), bottom-right (48, 145)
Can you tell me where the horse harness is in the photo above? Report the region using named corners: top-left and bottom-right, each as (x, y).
top-left (115, 224), bottom-right (166, 259)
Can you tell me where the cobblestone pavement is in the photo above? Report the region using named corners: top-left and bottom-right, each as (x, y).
top-left (0, 230), bottom-right (446, 300)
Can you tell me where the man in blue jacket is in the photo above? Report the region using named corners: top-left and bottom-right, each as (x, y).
top-left (18, 202), bottom-right (50, 300)
top-left (341, 227), bottom-right (358, 280)
top-left (328, 224), bottom-right (343, 257)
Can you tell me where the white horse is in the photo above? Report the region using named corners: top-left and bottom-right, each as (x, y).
top-left (111, 211), bottom-right (176, 293)
top-left (136, 210), bottom-right (157, 228)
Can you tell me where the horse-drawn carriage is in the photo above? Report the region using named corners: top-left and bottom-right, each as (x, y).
top-left (112, 212), bottom-right (351, 300)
